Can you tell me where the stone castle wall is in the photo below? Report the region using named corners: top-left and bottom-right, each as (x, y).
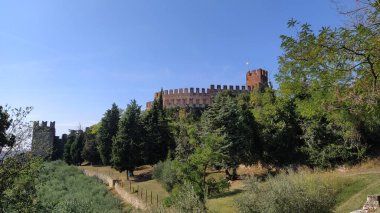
top-left (146, 68), bottom-right (269, 109)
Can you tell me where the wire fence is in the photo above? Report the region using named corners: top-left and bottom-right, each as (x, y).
top-left (80, 168), bottom-right (165, 209)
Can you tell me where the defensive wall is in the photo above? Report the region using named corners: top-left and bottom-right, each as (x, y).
top-left (146, 68), bottom-right (269, 109)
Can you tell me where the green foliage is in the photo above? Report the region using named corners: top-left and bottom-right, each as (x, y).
top-left (235, 171), bottom-right (336, 213)
top-left (170, 109), bottom-right (198, 161)
top-left (70, 130), bottom-right (85, 165)
top-left (0, 154), bottom-right (43, 212)
top-left (143, 91), bottom-right (175, 164)
top-left (275, 2), bottom-right (380, 167)
top-left (63, 130), bottom-right (76, 165)
top-left (205, 177), bottom-right (230, 198)
top-left (250, 88), bottom-right (304, 165)
top-left (36, 161), bottom-right (123, 213)
top-left (81, 126), bottom-right (100, 165)
top-left (152, 159), bottom-right (179, 192)
top-left (0, 106), bottom-right (15, 154)
top-left (111, 100), bottom-right (144, 175)
top-left (97, 103), bottom-right (120, 165)
top-left (164, 182), bottom-right (206, 213)
top-left (201, 91), bottom-right (261, 170)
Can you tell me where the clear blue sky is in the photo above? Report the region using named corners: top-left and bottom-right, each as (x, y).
top-left (0, 0), bottom-right (354, 135)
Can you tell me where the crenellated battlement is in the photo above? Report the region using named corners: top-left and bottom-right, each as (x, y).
top-left (146, 68), bottom-right (269, 109)
top-left (33, 121), bottom-right (56, 129)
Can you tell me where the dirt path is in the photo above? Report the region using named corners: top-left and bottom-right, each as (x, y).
top-left (80, 168), bottom-right (148, 210)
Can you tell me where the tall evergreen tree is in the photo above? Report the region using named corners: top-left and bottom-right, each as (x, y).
top-left (63, 130), bottom-right (76, 165)
top-left (81, 126), bottom-right (100, 165)
top-left (70, 130), bottom-right (84, 165)
top-left (111, 100), bottom-right (144, 179)
top-left (143, 91), bottom-right (175, 164)
top-left (201, 91), bottom-right (261, 179)
top-left (97, 103), bottom-right (120, 165)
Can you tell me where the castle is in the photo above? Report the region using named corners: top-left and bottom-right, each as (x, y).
top-left (32, 121), bottom-right (66, 159)
top-left (146, 68), bottom-right (269, 109)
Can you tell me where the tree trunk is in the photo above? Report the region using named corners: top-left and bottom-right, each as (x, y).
top-left (225, 169), bottom-right (232, 180)
top-left (232, 167), bottom-right (238, 180)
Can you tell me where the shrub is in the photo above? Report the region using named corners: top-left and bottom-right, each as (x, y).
top-left (235, 170), bottom-right (337, 213)
top-left (152, 160), bottom-right (179, 192)
top-left (206, 177), bottom-right (230, 198)
top-left (165, 182), bottom-right (206, 213)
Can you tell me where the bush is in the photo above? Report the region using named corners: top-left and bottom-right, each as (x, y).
top-left (152, 160), bottom-right (179, 192)
top-left (235, 170), bottom-right (337, 213)
top-left (206, 177), bottom-right (230, 198)
top-left (164, 182), bottom-right (206, 213)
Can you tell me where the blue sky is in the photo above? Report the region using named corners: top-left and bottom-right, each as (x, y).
top-left (0, 0), bottom-right (354, 135)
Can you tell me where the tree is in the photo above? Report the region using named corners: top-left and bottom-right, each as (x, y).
top-left (0, 106), bottom-right (15, 158)
top-left (0, 106), bottom-right (33, 160)
top-left (70, 130), bottom-right (84, 165)
top-left (111, 100), bottom-right (144, 178)
top-left (201, 91), bottom-right (261, 179)
top-left (97, 103), bottom-right (120, 165)
top-left (63, 130), bottom-right (76, 165)
top-left (0, 105), bottom-right (43, 212)
top-left (81, 126), bottom-right (100, 165)
top-left (276, 1), bottom-right (380, 166)
top-left (250, 88), bottom-right (304, 165)
top-left (143, 91), bottom-right (175, 164)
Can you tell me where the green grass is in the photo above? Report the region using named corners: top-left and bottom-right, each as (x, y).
top-left (334, 173), bottom-right (380, 213)
top-left (37, 161), bottom-right (128, 213)
top-left (206, 189), bottom-right (243, 213)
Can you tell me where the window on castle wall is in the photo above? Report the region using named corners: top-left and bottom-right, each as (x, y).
top-left (196, 99), bottom-right (200, 104)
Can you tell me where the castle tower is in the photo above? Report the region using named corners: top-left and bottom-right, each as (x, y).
top-left (32, 121), bottom-right (56, 159)
top-left (246, 68), bottom-right (269, 91)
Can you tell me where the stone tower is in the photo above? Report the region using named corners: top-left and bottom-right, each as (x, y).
top-left (32, 121), bottom-right (56, 159)
top-left (246, 68), bottom-right (269, 91)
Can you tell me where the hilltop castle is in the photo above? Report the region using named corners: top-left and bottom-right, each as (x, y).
top-left (146, 68), bottom-right (269, 109)
top-left (32, 121), bottom-right (66, 159)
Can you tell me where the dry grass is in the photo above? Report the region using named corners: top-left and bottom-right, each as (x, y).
top-left (79, 165), bottom-right (169, 204)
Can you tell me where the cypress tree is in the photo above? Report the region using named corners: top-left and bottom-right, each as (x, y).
top-left (70, 130), bottom-right (84, 165)
top-left (97, 103), bottom-right (120, 165)
top-left (143, 91), bottom-right (175, 164)
top-left (63, 130), bottom-right (76, 165)
top-left (111, 100), bottom-right (144, 179)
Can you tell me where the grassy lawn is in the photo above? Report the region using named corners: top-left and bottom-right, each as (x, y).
top-left (334, 172), bottom-right (380, 213)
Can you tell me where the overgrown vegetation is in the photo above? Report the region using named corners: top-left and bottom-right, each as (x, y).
top-left (235, 171), bottom-right (339, 213)
top-left (36, 161), bottom-right (125, 213)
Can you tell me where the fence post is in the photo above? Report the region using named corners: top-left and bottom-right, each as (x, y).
top-left (151, 191), bottom-right (153, 204)
top-left (157, 194), bottom-right (158, 206)
top-left (129, 181), bottom-right (131, 192)
top-left (145, 189), bottom-right (147, 202)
